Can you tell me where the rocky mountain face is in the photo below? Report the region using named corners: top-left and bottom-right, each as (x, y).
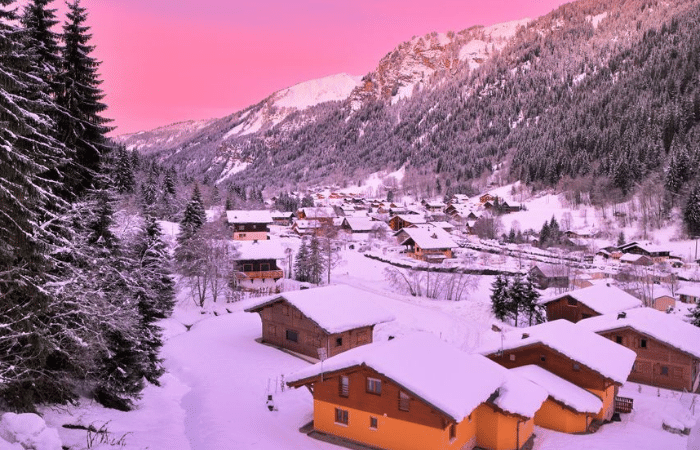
top-left (117, 0), bottom-right (700, 202)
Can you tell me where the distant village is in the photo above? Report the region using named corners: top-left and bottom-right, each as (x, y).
top-left (215, 187), bottom-right (700, 450)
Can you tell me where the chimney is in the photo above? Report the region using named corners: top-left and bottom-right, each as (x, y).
top-left (617, 311), bottom-right (627, 320)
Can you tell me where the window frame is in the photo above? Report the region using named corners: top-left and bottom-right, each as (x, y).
top-left (339, 375), bottom-right (349, 398)
top-left (366, 377), bottom-right (382, 395)
top-left (369, 416), bottom-right (378, 430)
top-left (285, 329), bottom-right (298, 343)
top-left (334, 408), bottom-right (349, 425)
top-left (399, 391), bottom-right (410, 412)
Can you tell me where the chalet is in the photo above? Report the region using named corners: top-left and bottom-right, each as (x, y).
top-left (244, 285), bottom-right (395, 359)
top-left (510, 365), bottom-right (604, 434)
top-left (388, 214), bottom-right (428, 231)
top-left (291, 219), bottom-right (322, 236)
top-left (226, 210), bottom-right (273, 241)
top-left (423, 200), bottom-right (446, 212)
top-left (539, 283), bottom-right (642, 323)
top-left (269, 210), bottom-right (295, 226)
top-left (480, 193), bottom-right (497, 204)
top-left (398, 227), bottom-right (457, 262)
top-left (677, 285), bottom-right (700, 304)
top-left (297, 207), bottom-right (337, 225)
top-left (528, 264), bottom-right (569, 290)
top-left (619, 253), bottom-right (653, 266)
top-left (234, 240), bottom-right (286, 291)
top-left (618, 242), bottom-right (670, 262)
top-left (429, 221), bottom-right (455, 233)
top-left (500, 201), bottom-right (523, 213)
top-left (287, 334), bottom-right (548, 450)
top-left (578, 308), bottom-right (700, 392)
top-left (482, 320), bottom-right (636, 424)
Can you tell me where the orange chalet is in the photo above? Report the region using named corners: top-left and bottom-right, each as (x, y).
top-left (287, 334), bottom-right (548, 450)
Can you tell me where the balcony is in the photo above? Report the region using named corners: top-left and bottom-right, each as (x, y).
top-left (235, 270), bottom-right (284, 281)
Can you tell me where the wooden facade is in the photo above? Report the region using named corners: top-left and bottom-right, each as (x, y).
top-left (235, 258), bottom-right (284, 282)
top-left (529, 266), bottom-right (569, 290)
top-left (389, 215), bottom-right (422, 231)
top-left (544, 296), bottom-right (600, 323)
top-left (249, 300), bottom-right (374, 359)
top-left (596, 327), bottom-right (700, 391)
top-left (231, 223), bottom-right (270, 241)
top-left (487, 343), bottom-right (617, 421)
top-left (289, 365), bottom-right (535, 450)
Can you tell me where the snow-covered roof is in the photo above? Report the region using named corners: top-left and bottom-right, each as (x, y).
top-left (234, 240), bottom-right (287, 260)
top-left (480, 320), bottom-right (636, 384)
top-left (245, 285), bottom-right (395, 334)
top-left (539, 283), bottom-right (643, 315)
top-left (677, 284), bottom-right (700, 298)
top-left (300, 207), bottom-right (337, 218)
top-left (269, 210), bottom-right (295, 219)
top-left (620, 253), bottom-right (650, 263)
top-left (343, 217), bottom-right (380, 232)
top-left (287, 333), bottom-right (546, 422)
top-left (577, 308), bottom-right (700, 359)
top-left (399, 227), bottom-right (457, 250)
top-left (510, 365), bottom-right (603, 414)
top-left (429, 221), bottom-right (453, 230)
top-left (392, 214), bottom-right (427, 224)
top-left (226, 210), bottom-right (273, 224)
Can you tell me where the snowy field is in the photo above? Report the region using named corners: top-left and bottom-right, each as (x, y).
top-left (34, 246), bottom-right (698, 449)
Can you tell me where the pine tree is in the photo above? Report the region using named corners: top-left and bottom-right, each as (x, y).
top-left (688, 305), bottom-right (700, 328)
top-left (507, 274), bottom-right (526, 327)
top-left (114, 146), bottom-right (135, 194)
top-left (294, 238), bottom-right (310, 282)
top-left (307, 235), bottom-right (325, 285)
top-left (179, 184), bottom-right (207, 240)
top-left (684, 182), bottom-right (700, 237)
top-left (490, 275), bottom-right (510, 322)
top-left (22, 0), bottom-right (61, 96)
top-left (57, 0), bottom-right (112, 197)
top-left (522, 273), bottom-right (544, 326)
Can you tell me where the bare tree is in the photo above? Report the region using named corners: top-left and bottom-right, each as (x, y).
top-left (384, 266), bottom-right (477, 301)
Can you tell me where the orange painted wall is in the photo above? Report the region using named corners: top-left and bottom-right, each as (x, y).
top-left (533, 398), bottom-right (589, 433)
top-left (314, 400), bottom-right (478, 450)
top-left (474, 404), bottom-right (534, 450)
top-left (587, 385), bottom-right (615, 421)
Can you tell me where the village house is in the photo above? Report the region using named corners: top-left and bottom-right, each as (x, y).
top-left (233, 240), bottom-right (286, 291)
top-left (422, 200), bottom-right (447, 212)
top-left (618, 242), bottom-right (671, 262)
top-left (538, 283), bottom-right (643, 323)
top-left (482, 320), bottom-right (636, 427)
top-left (528, 264), bottom-right (570, 290)
top-left (397, 226), bottom-right (458, 262)
top-left (269, 210), bottom-right (295, 226)
top-left (291, 219), bottom-right (323, 236)
top-left (619, 253), bottom-right (653, 266)
top-left (388, 214), bottom-right (428, 231)
top-left (578, 308), bottom-right (700, 392)
top-left (650, 287), bottom-right (676, 312)
top-left (297, 207), bottom-right (337, 226)
top-left (286, 334), bottom-right (548, 450)
top-left (226, 210), bottom-right (273, 241)
top-left (677, 284), bottom-right (700, 304)
top-left (244, 285), bottom-right (395, 359)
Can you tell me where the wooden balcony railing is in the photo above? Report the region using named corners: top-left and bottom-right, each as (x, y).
top-left (235, 270), bottom-right (284, 280)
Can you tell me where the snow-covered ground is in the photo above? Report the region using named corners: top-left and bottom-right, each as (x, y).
top-left (34, 243), bottom-right (699, 449)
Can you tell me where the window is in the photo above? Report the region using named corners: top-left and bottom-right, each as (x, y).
top-left (239, 233), bottom-right (247, 238)
top-left (335, 408), bottom-right (349, 425)
top-left (399, 391), bottom-right (410, 411)
top-left (286, 329), bottom-right (298, 343)
top-left (540, 355), bottom-right (546, 362)
top-left (367, 377), bottom-right (382, 395)
top-left (243, 264), bottom-right (253, 272)
top-left (339, 376), bottom-right (349, 397)
top-left (449, 423), bottom-right (457, 441)
top-left (616, 336), bottom-right (623, 344)
top-left (640, 339), bottom-right (647, 348)
top-left (573, 363), bottom-right (581, 371)
top-left (369, 416), bottom-right (378, 429)
top-left (509, 354), bottom-right (515, 361)
top-left (661, 366), bottom-right (669, 376)
top-left (336, 337), bottom-right (343, 347)
top-left (567, 297), bottom-right (578, 306)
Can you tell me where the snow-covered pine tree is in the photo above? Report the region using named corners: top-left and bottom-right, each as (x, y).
top-left (179, 184), bottom-right (207, 241)
top-left (507, 274), bottom-right (526, 327)
top-left (21, 0), bottom-right (61, 96)
top-left (522, 272), bottom-right (544, 326)
top-left (114, 145), bottom-right (135, 194)
top-left (56, 0), bottom-right (112, 198)
top-left (490, 274), bottom-right (510, 322)
top-left (307, 235), bottom-right (324, 285)
top-left (684, 182), bottom-right (700, 237)
top-left (294, 238), bottom-right (310, 282)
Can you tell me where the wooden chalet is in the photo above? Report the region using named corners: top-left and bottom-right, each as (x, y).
top-left (226, 210), bottom-right (273, 241)
top-left (269, 210), bottom-right (295, 226)
top-left (479, 193), bottom-right (497, 204)
top-left (244, 285), bottom-right (395, 359)
top-left (482, 320), bottom-right (636, 425)
top-left (297, 207), bottom-right (337, 226)
top-left (651, 287), bottom-right (676, 312)
top-left (388, 214), bottom-right (427, 232)
top-left (539, 283), bottom-right (642, 323)
top-left (578, 308), bottom-right (700, 392)
top-left (234, 240), bottom-right (286, 291)
top-left (340, 217), bottom-right (378, 234)
top-left (528, 264), bottom-right (569, 290)
top-left (398, 226), bottom-right (457, 262)
top-left (291, 219), bottom-right (322, 236)
top-left (618, 242), bottom-right (670, 262)
top-left (619, 253), bottom-right (653, 266)
top-left (677, 285), bottom-right (700, 304)
top-left (287, 334), bottom-right (548, 450)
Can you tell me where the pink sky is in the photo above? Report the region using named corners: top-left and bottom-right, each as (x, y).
top-left (61, 0), bottom-right (571, 135)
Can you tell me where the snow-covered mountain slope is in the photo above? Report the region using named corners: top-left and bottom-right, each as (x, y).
top-left (115, 119), bottom-right (217, 154)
